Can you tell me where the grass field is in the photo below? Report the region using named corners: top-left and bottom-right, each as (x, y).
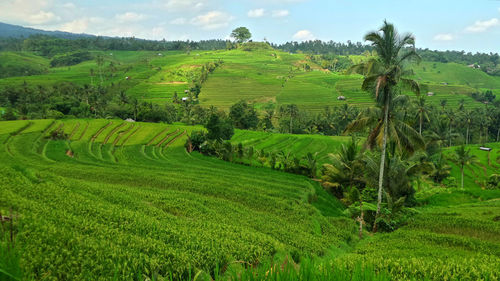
top-left (0, 119), bottom-right (499, 280)
top-left (0, 49), bottom-right (496, 112)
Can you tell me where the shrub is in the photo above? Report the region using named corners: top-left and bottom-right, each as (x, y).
top-left (442, 177), bottom-right (458, 188)
top-left (486, 174), bottom-right (500, 189)
top-left (50, 51), bottom-right (93, 67)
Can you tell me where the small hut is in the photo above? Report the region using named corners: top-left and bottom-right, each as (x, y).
top-left (337, 96), bottom-right (346, 100)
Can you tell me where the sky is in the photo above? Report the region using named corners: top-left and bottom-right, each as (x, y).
top-left (1, 0), bottom-right (500, 53)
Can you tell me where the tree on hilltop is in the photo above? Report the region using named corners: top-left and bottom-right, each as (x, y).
top-left (231, 27), bottom-right (252, 43)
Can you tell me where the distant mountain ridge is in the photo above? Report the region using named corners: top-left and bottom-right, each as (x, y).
top-left (0, 22), bottom-right (96, 39)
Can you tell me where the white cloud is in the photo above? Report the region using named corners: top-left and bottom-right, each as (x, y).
top-left (190, 11), bottom-right (234, 30)
top-left (272, 10), bottom-right (289, 18)
top-left (0, 0), bottom-right (62, 25)
top-left (292, 29), bottom-right (315, 41)
top-left (465, 18), bottom-right (499, 32)
top-left (115, 12), bottom-right (147, 23)
top-left (60, 18), bottom-right (90, 33)
top-left (165, 0), bottom-right (205, 11)
top-left (248, 9), bottom-right (265, 18)
top-left (170, 17), bottom-right (187, 25)
top-left (62, 2), bottom-right (76, 9)
top-left (433, 33), bottom-right (454, 41)
top-left (28, 10), bottom-right (60, 24)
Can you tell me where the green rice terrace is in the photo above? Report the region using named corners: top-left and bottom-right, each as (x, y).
top-left (0, 48), bottom-right (497, 111)
top-left (1, 119), bottom-right (499, 280)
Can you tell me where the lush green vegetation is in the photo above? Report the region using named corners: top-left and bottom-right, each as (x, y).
top-left (1, 23), bottom-right (500, 281)
top-left (1, 118), bottom-right (499, 280)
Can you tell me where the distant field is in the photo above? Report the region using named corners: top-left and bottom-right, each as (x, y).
top-left (0, 49), bottom-right (497, 111)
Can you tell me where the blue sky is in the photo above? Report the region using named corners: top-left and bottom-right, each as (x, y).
top-left (1, 0), bottom-right (499, 53)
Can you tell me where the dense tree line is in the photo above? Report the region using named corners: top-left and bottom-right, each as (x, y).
top-left (274, 40), bottom-right (500, 76)
top-left (0, 35), bottom-right (229, 57)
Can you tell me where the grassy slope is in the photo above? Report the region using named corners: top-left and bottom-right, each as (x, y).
top-left (0, 51), bottom-right (160, 88)
top-left (412, 61), bottom-right (500, 108)
top-left (230, 129), bottom-right (350, 166)
top-left (0, 119), bottom-right (351, 280)
top-left (444, 142), bottom-right (500, 189)
top-left (0, 52), bottom-right (50, 78)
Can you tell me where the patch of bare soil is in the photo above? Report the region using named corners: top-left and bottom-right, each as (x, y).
top-left (156, 81), bottom-right (188, 85)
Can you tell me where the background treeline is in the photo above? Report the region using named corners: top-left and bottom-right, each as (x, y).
top-left (273, 40), bottom-right (500, 76)
top-left (0, 35), bottom-right (229, 57)
top-left (1, 35), bottom-right (499, 75)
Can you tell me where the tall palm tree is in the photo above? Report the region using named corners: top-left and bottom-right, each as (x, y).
top-left (445, 109), bottom-right (455, 147)
top-left (450, 145), bottom-right (479, 188)
top-left (440, 99), bottom-right (447, 111)
top-left (347, 21), bottom-right (421, 232)
top-left (461, 109), bottom-right (474, 145)
top-left (285, 104), bottom-right (299, 133)
top-left (414, 96), bottom-right (430, 135)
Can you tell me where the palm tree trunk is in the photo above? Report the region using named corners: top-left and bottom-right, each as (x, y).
top-left (419, 113), bottom-right (422, 135)
top-left (449, 123), bottom-right (452, 147)
top-left (466, 125), bottom-right (469, 145)
top-left (497, 128), bottom-right (499, 142)
top-left (358, 200), bottom-right (364, 239)
top-left (373, 103), bottom-right (389, 233)
top-left (289, 116), bottom-right (293, 133)
top-left (461, 166), bottom-right (464, 189)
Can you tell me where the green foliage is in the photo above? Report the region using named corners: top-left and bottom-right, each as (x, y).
top-left (230, 27), bottom-right (252, 43)
top-left (50, 51), bottom-right (93, 67)
top-left (229, 101), bottom-right (258, 129)
top-left (205, 112), bottom-right (234, 141)
top-left (486, 174), bottom-right (500, 189)
top-left (0, 217), bottom-right (22, 281)
top-left (240, 42), bottom-right (273, 52)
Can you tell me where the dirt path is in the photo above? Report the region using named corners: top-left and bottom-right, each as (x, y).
top-left (91, 122), bottom-right (113, 143)
top-left (112, 124), bottom-right (135, 146)
top-left (77, 123), bottom-right (89, 141)
top-left (164, 131), bottom-right (187, 148)
top-left (120, 127), bottom-right (141, 147)
top-left (156, 129), bottom-right (180, 147)
top-left (103, 123), bottom-right (126, 145)
top-left (147, 127), bottom-right (170, 146)
top-left (68, 123), bottom-right (80, 139)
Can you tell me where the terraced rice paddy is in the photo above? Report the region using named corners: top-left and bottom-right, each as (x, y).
top-left (0, 119), bottom-right (350, 280)
top-left (1, 119), bottom-right (499, 280)
top-left (1, 49), bottom-right (495, 112)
